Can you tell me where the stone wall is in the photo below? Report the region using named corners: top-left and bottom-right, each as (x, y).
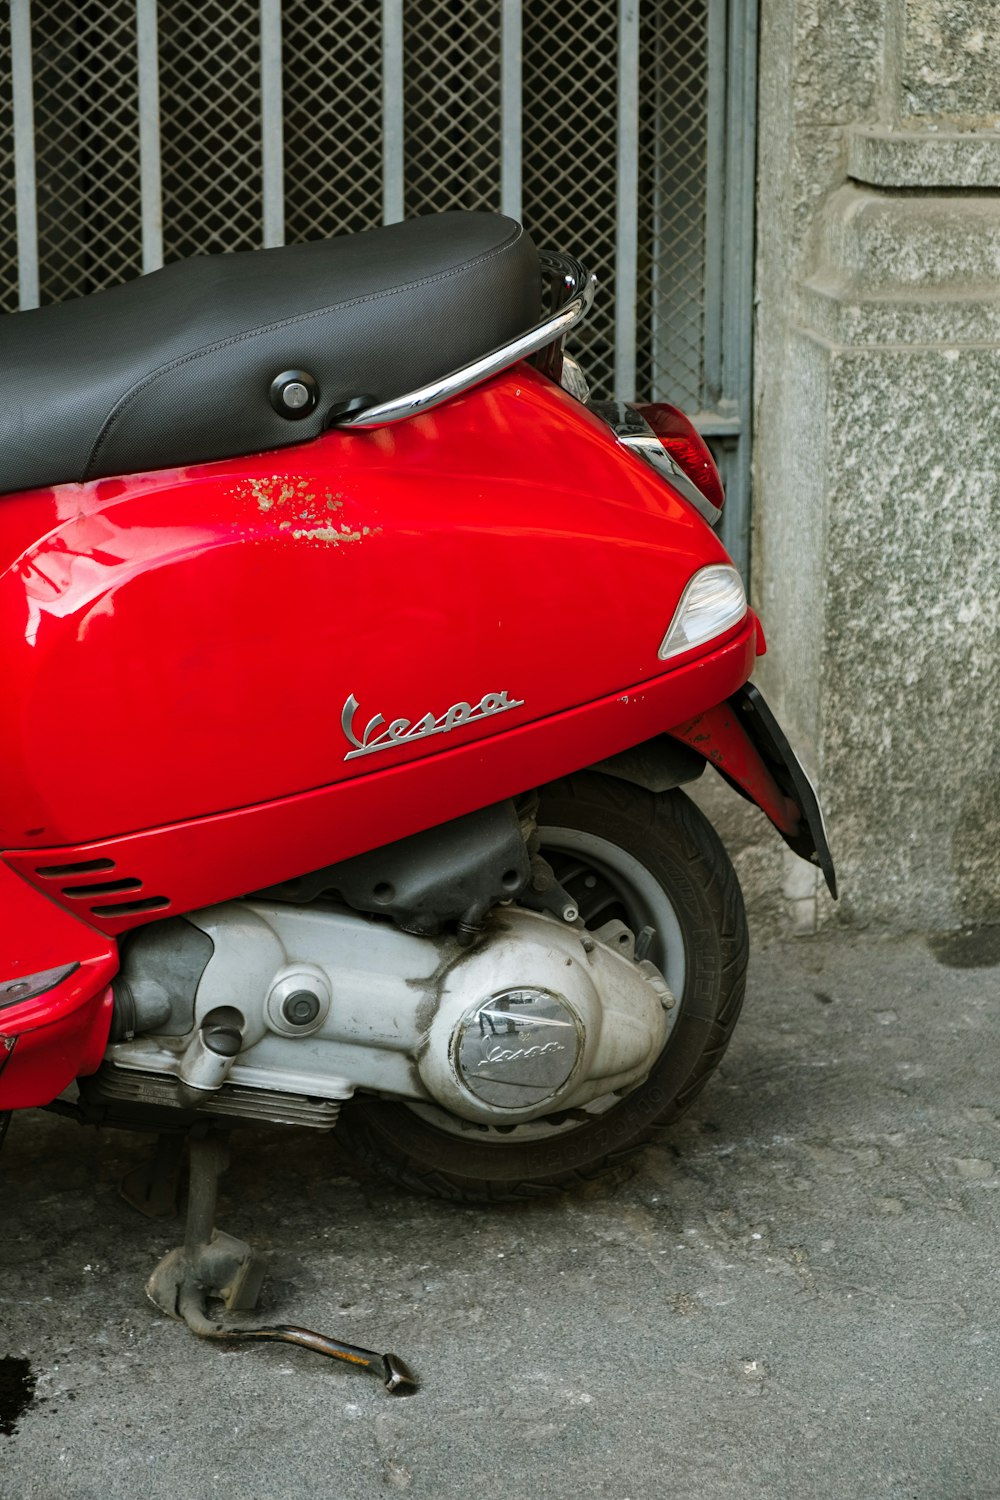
top-left (751, 0), bottom-right (1000, 932)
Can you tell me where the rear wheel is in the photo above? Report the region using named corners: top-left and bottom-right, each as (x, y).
top-left (334, 772), bottom-right (748, 1201)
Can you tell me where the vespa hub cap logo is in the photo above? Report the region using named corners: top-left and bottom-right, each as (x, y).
top-left (341, 689), bottom-right (525, 760)
top-left (456, 988), bottom-right (582, 1109)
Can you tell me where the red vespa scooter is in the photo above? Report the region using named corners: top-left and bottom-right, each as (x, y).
top-left (0, 213), bottom-right (834, 1391)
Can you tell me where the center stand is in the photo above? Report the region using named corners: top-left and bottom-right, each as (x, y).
top-left (140, 1126), bottom-right (417, 1396)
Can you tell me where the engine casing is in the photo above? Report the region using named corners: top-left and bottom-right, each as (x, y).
top-left (103, 902), bottom-right (676, 1126)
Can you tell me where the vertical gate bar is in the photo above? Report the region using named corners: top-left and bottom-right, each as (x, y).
top-left (382, 0), bottom-right (404, 224)
top-left (702, 0), bottom-right (727, 409)
top-left (10, 0), bottom-right (39, 310)
top-left (720, 0), bottom-right (758, 577)
top-left (649, 11), bottom-right (666, 401)
top-left (500, 0), bottom-right (522, 220)
top-left (260, 0), bottom-right (284, 247)
top-left (136, 0), bottom-right (163, 273)
top-left (614, 0), bottom-right (640, 404)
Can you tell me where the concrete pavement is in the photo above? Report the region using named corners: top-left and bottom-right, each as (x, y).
top-left (1, 931), bottom-right (997, 1499)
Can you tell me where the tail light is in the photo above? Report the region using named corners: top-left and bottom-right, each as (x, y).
top-left (632, 403), bottom-right (725, 516)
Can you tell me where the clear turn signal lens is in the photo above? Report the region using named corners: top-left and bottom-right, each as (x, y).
top-left (658, 565), bottom-right (747, 660)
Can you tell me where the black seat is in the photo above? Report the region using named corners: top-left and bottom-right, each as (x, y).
top-left (0, 213), bottom-right (540, 495)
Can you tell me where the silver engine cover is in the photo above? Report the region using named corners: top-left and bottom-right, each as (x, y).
top-left (106, 902), bottom-right (676, 1126)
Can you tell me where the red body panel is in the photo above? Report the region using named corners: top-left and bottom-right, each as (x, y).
top-left (0, 864), bottom-right (117, 1108)
top-left (0, 366), bottom-right (731, 851)
top-left (7, 616), bottom-right (758, 939)
top-left (0, 364), bottom-right (775, 1105)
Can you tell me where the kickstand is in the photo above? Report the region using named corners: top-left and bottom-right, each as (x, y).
top-left (145, 1128), bottom-right (417, 1396)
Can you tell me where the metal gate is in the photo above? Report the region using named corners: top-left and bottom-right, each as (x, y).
top-left (1, 0), bottom-right (757, 568)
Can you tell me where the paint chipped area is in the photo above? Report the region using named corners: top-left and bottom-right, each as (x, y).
top-left (239, 474), bottom-right (346, 515)
top-left (229, 475), bottom-right (380, 544)
top-left (280, 523), bottom-right (381, 545)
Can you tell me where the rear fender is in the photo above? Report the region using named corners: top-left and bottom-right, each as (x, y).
top-left (666, 683), bottom-right (837, 897)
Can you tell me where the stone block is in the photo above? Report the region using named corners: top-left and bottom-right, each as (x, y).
top-left (848, 126), bottom-right (1000, 188)
top-left (810, 184), bottom-right (1000, 296)
top-left (754, 0), bottom-right (1000, 933)
top-left (787, 0), bottom-right (888, 125)
top-left (900, 0), bottom-right (1000, 126)
top-left (819, 343), bottom-right (1000, 928)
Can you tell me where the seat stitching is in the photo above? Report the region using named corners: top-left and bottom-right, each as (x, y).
top-left (83, 224), bottom-right (526, 479)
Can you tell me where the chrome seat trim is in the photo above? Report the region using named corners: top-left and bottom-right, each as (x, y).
top-left (335, 250), bottom-right (595, 431)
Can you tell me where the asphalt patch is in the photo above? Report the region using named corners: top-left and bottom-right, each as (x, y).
top-left (0, 1356), bottom-right (36, 1437)
top-left (928, 925), bottom-right (1000, 969)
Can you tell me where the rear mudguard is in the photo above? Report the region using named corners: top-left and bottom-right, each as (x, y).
top-left (600, 682), bottom-right (837, 897)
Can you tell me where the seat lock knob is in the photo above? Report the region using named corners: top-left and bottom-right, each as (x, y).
top-left (270, 370), bottom-right (319, 419)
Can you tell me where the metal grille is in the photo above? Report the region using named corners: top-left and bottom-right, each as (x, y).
top-left (31, 1), bottom-right (143, 302)
top-left (158, 1), bottom-right (262, 259)
top-left (282, 1), bottom-right (383, 241)
top-left (637, 0), bottom-right (710, 409)
top-left (523, 0), bottom-right (619, 394)
top-left (403, 2), bottom-right (501, 216)
top-left (0, 22), bottom-right (17, 312)
top-left (0, 0), bottom-right (756, 566)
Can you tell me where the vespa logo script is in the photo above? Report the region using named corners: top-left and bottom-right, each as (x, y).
top-left (341, 689), bottom-right (525, 761)
top-left (477, 1040), bottom-right (567, 1068)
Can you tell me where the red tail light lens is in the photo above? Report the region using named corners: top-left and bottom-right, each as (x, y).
top-left (633, 403), bottom-right (725, 513)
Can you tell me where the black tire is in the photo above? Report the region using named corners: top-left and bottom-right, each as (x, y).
top-left (335, 772), bottom-right (748, 1202)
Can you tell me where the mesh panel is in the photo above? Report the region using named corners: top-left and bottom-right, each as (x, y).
top-left (403, 0), bottom-right (501, 216)
top-left (0, 1), bottom-right (723, 409)
top-left (522, 2), bottom-right (619, 396)
top-left (30, 0), bottom-right (142, 305)
top-left (0, 14), bottom-right (16, 312)
top-left (283, 1), bottom-right (383, 242)
top-left (158, 0), bottom-right (262, 260)
top-left (637, 0), bottom-right (709, 408)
